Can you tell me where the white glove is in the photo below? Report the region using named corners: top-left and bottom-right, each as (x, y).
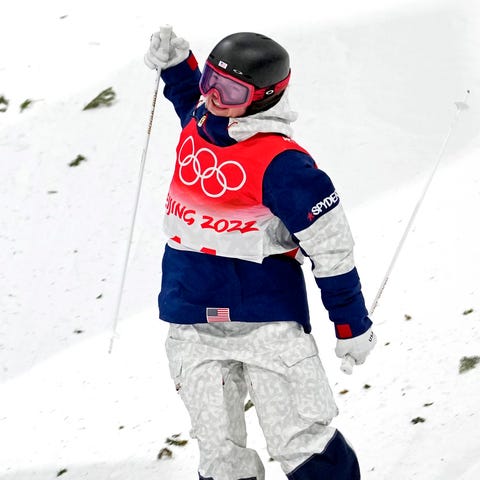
top-left (335, 327), bottom-right (377, 374)
top-left (144, 25), bottom-right (190, 70)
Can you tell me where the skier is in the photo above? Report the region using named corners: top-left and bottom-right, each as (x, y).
top-left (145, 26), bottom-right (377, 480)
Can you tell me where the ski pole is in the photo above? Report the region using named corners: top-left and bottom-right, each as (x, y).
top-left (341, 90), bottom-right (471, 374)
top-left (108, 26), bottom-right (172, 354)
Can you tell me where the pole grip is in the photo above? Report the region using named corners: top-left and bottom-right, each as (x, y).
top-left (159, 24), bottom-right (172, 54)
top-left (341, 354), bottom-right (355, 375)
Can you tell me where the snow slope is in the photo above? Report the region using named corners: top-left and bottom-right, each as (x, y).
top-left (1, 0), bottom-right (479, 478)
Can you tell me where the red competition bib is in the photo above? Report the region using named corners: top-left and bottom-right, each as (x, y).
top-left (163, 119), bottom-right (308, 263)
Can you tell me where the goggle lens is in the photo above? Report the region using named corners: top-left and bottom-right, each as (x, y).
top-left (199, 62), bottom-right (254, 108)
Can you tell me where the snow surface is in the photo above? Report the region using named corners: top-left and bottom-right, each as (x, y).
top-left (1, 0), bottom-right (480, 478)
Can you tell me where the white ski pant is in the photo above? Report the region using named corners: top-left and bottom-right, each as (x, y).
top-left (165, 321), bottom-right (339, 480)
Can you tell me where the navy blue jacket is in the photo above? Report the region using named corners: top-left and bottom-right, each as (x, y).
top-left (157, 53), bottom-right (372, 338)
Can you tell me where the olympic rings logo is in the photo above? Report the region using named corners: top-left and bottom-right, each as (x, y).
top-left (177, 136), bottom-right (247, 198)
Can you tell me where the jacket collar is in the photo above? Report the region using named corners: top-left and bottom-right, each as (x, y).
top-left (227, 90), bottom-right (298, 142)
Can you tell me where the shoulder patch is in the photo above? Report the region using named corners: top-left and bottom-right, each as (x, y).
top-left (308, 191), bottom-right (340, 220)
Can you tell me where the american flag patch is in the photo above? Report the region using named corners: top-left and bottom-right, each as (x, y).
top-left (206, 307), bottom-right (231, 323)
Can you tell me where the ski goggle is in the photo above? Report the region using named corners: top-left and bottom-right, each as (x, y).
top-left (199, 61), bottom-right (290, 109)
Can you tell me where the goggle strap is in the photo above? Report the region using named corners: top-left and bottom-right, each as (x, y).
top-left (252, 72), bottom-right (291, 102)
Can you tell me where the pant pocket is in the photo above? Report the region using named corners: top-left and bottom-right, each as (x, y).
top-left (165, 335), bottom-right (185, 392)
top-left (279, 335), bottom-right (338, 424)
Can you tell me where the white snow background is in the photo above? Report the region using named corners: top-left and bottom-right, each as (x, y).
top-left (1, 0), bottom-right (480, 478)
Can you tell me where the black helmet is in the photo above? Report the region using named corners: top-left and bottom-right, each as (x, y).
top-left (207, 32), bottom-right (290, 114)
